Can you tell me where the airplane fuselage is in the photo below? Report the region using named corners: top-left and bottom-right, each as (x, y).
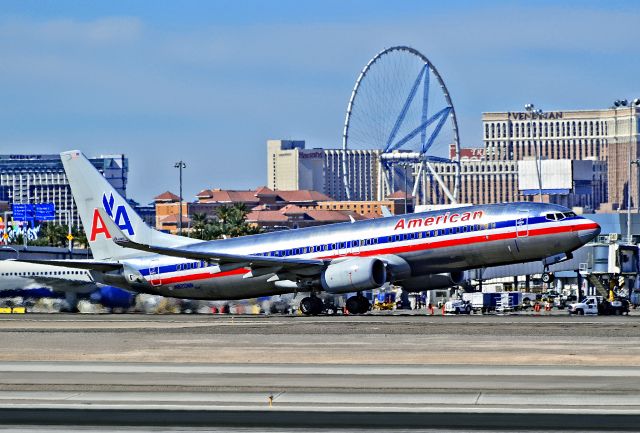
top-left (109, 202), bottom-right (600, 300)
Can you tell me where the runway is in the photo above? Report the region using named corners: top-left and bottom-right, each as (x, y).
top-left (0, 313), bottom-right (639, 430)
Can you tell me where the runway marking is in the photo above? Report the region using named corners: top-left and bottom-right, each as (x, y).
top-left (1, 362), bottom-right (640, 377)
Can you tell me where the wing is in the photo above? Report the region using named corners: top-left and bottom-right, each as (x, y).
top-left (27, 276), bottom-right (99, 294)
top-left (96, 209), bottom-right (327, 277)
top-left (115, 237), bottom-right (325, 268)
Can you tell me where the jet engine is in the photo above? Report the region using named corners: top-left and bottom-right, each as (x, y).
top-left (321, 257), bottom-right (387, 294)
top-left (400, 271), bottom-right (465, 292)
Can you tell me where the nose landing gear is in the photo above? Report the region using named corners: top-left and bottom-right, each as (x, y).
top-left (542, 266), bottom-right (555, 284)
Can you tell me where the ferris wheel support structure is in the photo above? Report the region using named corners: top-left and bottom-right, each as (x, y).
top-left (342, 45), bottom-right (461, 204)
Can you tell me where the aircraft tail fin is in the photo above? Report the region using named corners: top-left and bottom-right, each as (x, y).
top-left (61, 150), bottom-right (199, 260)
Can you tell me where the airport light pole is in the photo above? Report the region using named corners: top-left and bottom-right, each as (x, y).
top-left (174, 161), bottom-right (186, 236)
top-left (615, 98), bottom-right (640, 243)
top-left (58, 210), bottom-right (72, 252)
top-left (525, 104), bottom-right (544, 203)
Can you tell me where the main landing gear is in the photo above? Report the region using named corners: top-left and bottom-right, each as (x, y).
top-left (300, 293), bottom-right (371, 316)
top-left (300, 295), bottom-right (324, 316)
top-left (346, 293), bottom-right (370, 315)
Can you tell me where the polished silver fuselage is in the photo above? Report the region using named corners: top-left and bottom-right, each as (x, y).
top-left (115, 202), bottom-right (600, 300)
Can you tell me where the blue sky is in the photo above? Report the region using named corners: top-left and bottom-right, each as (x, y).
top-left (0, 0), bottom-right (638, 202)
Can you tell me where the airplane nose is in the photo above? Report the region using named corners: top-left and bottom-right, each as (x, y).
top-left (577, 221), bottom-right (601, 244)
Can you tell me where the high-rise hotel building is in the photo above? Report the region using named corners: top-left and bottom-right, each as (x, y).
top-left (0, 154), bottom-right (128, 227)
top-left (482, 107), bottom-right (638, 210)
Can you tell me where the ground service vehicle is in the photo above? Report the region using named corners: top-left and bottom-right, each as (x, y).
top-left (465, 292), bottom-right (523, 313)
top-left (444, 299), bottom-right (471, 314)
top-left (568, 296), bottom-right (630, 315)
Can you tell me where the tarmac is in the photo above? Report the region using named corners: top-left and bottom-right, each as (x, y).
top-left (0, 313), bottom-right (639, 430)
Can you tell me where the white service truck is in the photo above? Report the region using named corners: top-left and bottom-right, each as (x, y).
top-left (568, 296), bottom-right (630, 316)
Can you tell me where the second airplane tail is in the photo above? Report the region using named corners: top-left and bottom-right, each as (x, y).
top-left (61, 150), bottom-right (199, 260)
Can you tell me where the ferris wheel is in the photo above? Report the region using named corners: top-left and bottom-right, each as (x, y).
top-left (342, 46), bottom-right (460, 205)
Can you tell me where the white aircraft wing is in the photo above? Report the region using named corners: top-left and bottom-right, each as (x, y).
top-left (27, 276), bottom-right (98, 292)
top-left (113, 236), bottom-right (326, 269)
top-left (95, 209), bottom-right (326, 274)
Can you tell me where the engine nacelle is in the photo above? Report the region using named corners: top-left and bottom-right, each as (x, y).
top-left (400, 271), bottom-right (465, 292)
top-left (321, 257), bottom-right (387, 294)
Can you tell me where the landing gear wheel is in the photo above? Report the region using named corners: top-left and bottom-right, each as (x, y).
top-left (300, 296), bottom-right (323, 315)
top-left (346, 295), bottom-right (370, 315)
top-left (542, 272), bottom-right (555, 284)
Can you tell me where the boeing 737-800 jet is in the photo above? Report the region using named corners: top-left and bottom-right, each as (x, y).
top-left (23, 150), bottom-right (601, 315)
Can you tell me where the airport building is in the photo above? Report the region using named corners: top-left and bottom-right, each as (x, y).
top-left (0, 154), bottom-right (128, 227)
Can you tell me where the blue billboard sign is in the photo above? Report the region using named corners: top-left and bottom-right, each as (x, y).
top-left (35, 203), bottom-right (55, 221)
top-left (11, 204), bottom-right (34, 222)
top-left (12, 203), bottom-right (55, 222)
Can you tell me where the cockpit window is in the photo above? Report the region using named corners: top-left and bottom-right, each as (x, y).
top-left (545, 212), bottom-right (573, 221)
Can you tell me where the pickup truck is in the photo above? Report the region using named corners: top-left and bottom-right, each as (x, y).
top-left (568, 296), bottom-right (630, 316)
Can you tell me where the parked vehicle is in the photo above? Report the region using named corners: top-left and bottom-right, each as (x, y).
top-left (568, 296), bottom-right (630, 316)
top-left (464, 292), bottom-right (522, 313)
top-left (444, 299), bottom-right (471, 314)
top-left (521, 292), bottom-right (537, 309)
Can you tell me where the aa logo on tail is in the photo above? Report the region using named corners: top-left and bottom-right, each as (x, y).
top-left (89, 193), bottom-right (135, 241)
top-left (90, 209), bottom-right (111, 241)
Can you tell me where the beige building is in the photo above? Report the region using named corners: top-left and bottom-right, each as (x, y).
top-left (267, 140), bottom-right (325, 192)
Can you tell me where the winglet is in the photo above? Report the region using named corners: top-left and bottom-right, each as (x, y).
top-left (381, 206), bottom-right (393, 218)
top-left (95, 208), bottom-right (129, 243)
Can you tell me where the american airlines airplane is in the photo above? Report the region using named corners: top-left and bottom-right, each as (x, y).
top-left (23, 150), bottom-right (601, 315)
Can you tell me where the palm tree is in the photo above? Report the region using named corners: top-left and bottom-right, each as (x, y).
top-left (71, 226), bottom-right (87, 249)
top-left (190, 212), bottom-right (209, 240)
top-left (40, 223), bottom-right (65, 246)
top-left (203, 203), bottom-right (260, 239)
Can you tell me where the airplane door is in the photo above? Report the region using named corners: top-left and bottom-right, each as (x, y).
top-left (148, 260), bottom-right (161, 286)
top-left (516, 210), bottom-right (529, 237)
